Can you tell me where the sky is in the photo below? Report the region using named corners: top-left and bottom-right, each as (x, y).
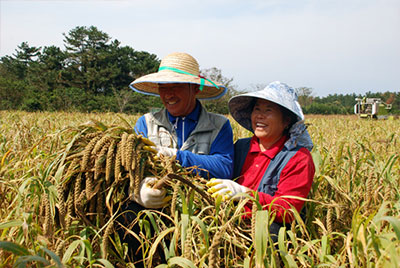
top-left (1, 0), bottom-right (399, 97)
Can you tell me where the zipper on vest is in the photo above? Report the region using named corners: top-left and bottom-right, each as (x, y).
top-left (182, 117), bottom-right (186, 147)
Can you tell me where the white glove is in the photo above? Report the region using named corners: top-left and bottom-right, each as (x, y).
top-left (206, 178), bottom-right (250, 201)
top-left (156, 146), bottom-right (177, 157)
top-left (134, 177), bottom-right (167, 208)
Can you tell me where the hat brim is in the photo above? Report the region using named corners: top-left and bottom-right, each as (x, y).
top-left (228, 96), bottom-right (255, 132)
top-left (130, 70), bottom-right (227, 100)
top-left (229, 92), bottom-right (303, 132)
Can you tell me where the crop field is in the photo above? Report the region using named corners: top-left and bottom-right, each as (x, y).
top-left (0, 111), bottom-right (399, 267)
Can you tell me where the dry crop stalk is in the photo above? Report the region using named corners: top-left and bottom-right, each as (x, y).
top-left (89, 197), bottom-right (97, 223)
top-left (384, 184), bottom-right (392, 202)
top-left (65, 158), bottom-right (80, 178)
top-left (65, 151), bottom-right (84, 161)
top-left (152, 175), bottom-right (169, 190)
top-left (167, 173), bottom-right (213, 205)
top-left (120, 133), bottom-right (128, 168)
top-left (208, 227), bottom-right (224, 268)
top-left (327, 207), bottom-right (333, 234)
top-left (105, 140), bottom-right (116, 184)
top-left (57, 183), bottom-right (67, 229)
top-left (97, 188), bottom-right (105, 226)
top-left (251, 201), bottom-right (257, 241)
top-left (66, 189), bottom-right (74, 228)
top-left (128, 169), bottom-right (136, 200)
top-left (43, 194), bottom-right (52, 237)
top-left (75, 189), bottom-right (86, 211)
top-left (128, 139), bottom-right (139, 198)
top-left (334, 204), bottom-right (341, 221)
top-left (131, 147), bottom-right (137, 171)
top-left (85, 172), bottom-right (95, 201)
top-left (74, 173), bottom-right (83, 208)
top-left (114, 141), bottom-right (123, 181)
top-left (365, 174), bottom-right (374, 207)
top-left (101, 221), bottom-right (114, 259)
top-left (84, 131), bottom-right (102, 140)
top-left (374, 185), bottom-right (383, 203)
top-left (55, 239), bottom-right (67, 258)
top-left (164, 155), bottom-right (175, 174)
top-left (81, 136), bottom-right (101, 171)
top-left (135, 151), bottom-right (146, 198)
top-left (92, 135), bottom-right (112, 155)
top-left (75, 190), bottom-right (92, 226)
top-left (95, 145), bottom-right (109, 180)
top-left (170, 181), bottom-right (181, 216)
top-left (184, 222), bottom-right (192, 259)
top-left (125, 134), bottom-right (136, 171)
top-left (130, 151), bottom-right (141, 199)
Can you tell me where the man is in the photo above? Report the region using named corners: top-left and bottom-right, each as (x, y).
top-left (117, 52), bottom-right (234, 265)
top-left (130, 52), bottom-right (234, 208)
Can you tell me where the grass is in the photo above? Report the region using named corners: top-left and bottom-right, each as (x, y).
top-left (0, 111), bottom-right (399, 267)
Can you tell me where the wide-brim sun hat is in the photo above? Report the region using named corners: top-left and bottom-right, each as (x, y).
top-left (129, 52), bottom-right (227, 100)
top-left (228, 81), bottom-right (304, 132)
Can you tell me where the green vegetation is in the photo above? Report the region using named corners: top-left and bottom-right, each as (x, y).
top-left (298, 90), bottom-right (400, 115)
top-left (1, 26), bottom-right (398, 115)
top-left (0, 26), bottom-right (162, 113)
top-left (0, 112), bottom-right (399, 267)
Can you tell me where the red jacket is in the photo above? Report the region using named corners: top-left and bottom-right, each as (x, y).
top-left (236, 135), bottom-right (315, 223)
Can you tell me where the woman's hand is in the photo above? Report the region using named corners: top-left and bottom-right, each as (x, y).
top-left (206, 178), bottom-right (250, 201)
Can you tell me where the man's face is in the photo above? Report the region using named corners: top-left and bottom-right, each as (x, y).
top-left (158, 83), bottom-right (199, 117)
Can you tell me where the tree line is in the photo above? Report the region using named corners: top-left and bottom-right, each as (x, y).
top-left (1, 26), bottom-right (398, 115)
top-left (296, 87), bottom-right (399, 115)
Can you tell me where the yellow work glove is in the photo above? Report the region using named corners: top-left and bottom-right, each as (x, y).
top-left (206, 178), bottom-right (249, 201)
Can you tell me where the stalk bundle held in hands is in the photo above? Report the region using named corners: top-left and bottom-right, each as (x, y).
top-left (51, 119), bottom-right (255, 266)
top-left (55, 120), bottom-right (164, 229)
top-left (50, 119), bottom-right (192, 261)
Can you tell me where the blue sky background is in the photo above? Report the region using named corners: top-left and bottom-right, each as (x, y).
top-left (1, 0), bottom-right (399, 97)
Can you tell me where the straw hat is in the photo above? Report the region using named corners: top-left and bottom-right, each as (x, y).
top-left (229, 81), bottom-right (304, 132)
top-left (129, 52), bottom-right (227, 100)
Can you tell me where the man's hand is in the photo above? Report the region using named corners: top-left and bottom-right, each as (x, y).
top-left (134, 177), bottom-right (168, 208)
top-left (206, 178), bottom-right (250, 201)
top-left (156, 146), bottom-right (177, 157)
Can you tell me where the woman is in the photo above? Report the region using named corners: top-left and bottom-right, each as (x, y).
top-left (207, 81), bottom-right (315, 240)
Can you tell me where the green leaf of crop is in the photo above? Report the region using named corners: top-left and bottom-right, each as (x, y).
top-left (0, 241), bottom-right (29, 256)
top-left (381, 216), bottom-right (400, 240)
top-left (15, 255), bottom-right (50, 268)
top-left (41, 247), bottom-right (64, 268)
top-left (190, 215), bottom-right (209, 249)
top-left (254, 210), bottom-right (269, 266)
top-left (0, 220), bottom-right (23, 229)
top-left (96, 259), bottom-right (115, 268)
top-left (167, 256), bottom-right (197, 268)
top-left (62, 240), bottom-right (81, 263)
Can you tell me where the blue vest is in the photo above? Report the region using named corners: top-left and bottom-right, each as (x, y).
top-left (233, 138), bottom-right (301, 196)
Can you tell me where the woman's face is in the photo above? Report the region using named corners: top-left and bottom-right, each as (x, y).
top-left (251, 99), bottom-right (289, 146)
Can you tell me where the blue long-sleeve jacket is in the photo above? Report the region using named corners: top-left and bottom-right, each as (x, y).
top-left (134, 102), bottom-right (234, 179)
